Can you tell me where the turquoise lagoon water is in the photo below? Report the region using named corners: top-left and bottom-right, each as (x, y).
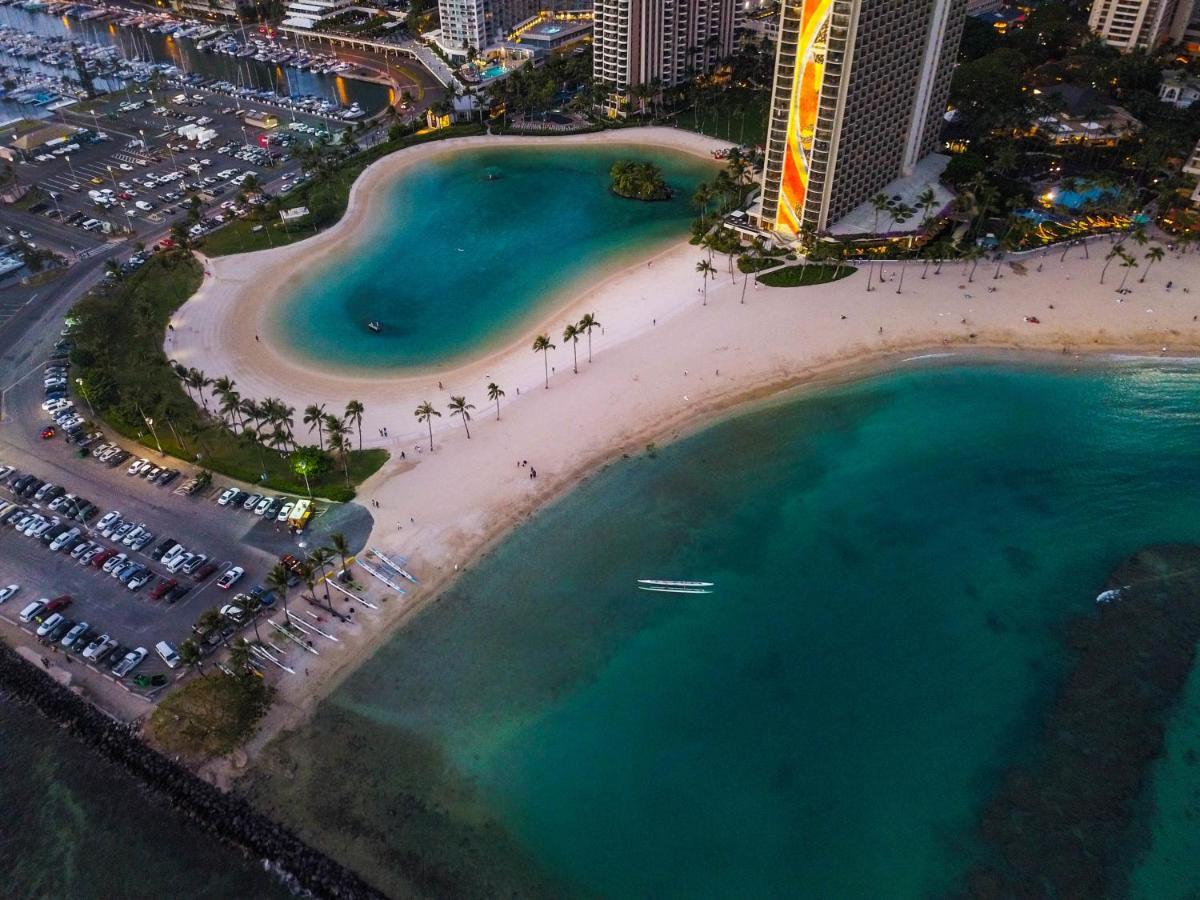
top-left (249, 361), bottom-right (1200, 898)
top-left (272, 145), bottom-right (716, 370)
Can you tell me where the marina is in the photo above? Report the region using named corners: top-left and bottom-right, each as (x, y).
top-left (0, 0), bottom-right (392, 124)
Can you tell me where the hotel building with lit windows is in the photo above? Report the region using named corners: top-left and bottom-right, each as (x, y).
top-left (592, 0), bottom-right (740, 116)
top-left (757, 0), bottom-right (967, 239)
top-left (1087, 0), bottom-right (1196, 52)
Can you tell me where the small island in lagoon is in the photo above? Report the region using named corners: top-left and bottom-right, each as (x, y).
top-left (610, 159), bottom-right (673, 201)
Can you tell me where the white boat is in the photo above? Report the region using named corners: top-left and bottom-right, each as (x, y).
top-left (1095, 587), bottom-right (1125, 604)
top-left (637, 579), bottom-right (713, 595)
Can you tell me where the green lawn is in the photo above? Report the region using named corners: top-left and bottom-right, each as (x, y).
top-left (146, 673), bottom-right (273, 761)
top-left (202, 124), bottom-right (485, 256)
top-left (69, 252), bottom-right (386, 500)
top-left (684, 87), bottom-right (770, 147)
top-left (759, 264), bottom-right (855, 288)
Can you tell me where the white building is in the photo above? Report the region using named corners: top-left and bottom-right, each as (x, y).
top-left (281, 0), bottom-right (353, 30)
top-left (1184, 137), bottom-right (1200, 177)
top-left (435, 0), bottom-right (557, 57)
top-left (1087, 0), bottom-right (1196, 51)
top-left (593, 0), bottom-right (740, 116)
top-left (1159, 70), bottom-right (1200, 107)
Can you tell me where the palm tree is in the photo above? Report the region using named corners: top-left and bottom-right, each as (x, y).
top-left (964, 244), bottom-right (985, 283)
top-left (562, 322), bottom-right (582, 374)
top-left (532, 334), bottom-right (555, 389)
top-left (414, 400), bottom-right (440, 451)
top-left (330, 532), bottom-right (351, 578)
top-left (1100, 244), bottom-right (1123, 284)
top-left (578, 312), bottom-right (601, 363)
top-left (1140, 245), bottom-right (1164, 283)
top-left (186, 369), bottom-right (211, 412)
top-left (179, 638), bottom-right (206, 678)
top-left (308, 546), bottom-right (337, 614)
top-left (196, 608), bottom-right (225, 647)
top-left (264, 563), bottom-right (292, 621)
top-left (1117, 249), bottom-right (1138, 292)
top-left (487, 382), bottom-right (505, 420)
top-left (219, 389), bottom-right (242, 431)
top-left (304, 403), bottom-right (327, 450)
top-left (696, 258), bottom-right (716, 305)
top-left (240, 397), bottom-right (263, 437)
top-left (447, 395), bottom-right (475, 438)
top-left (228, 638), bottom-right (253, 678)
top-left (345, 400), bottom-right (365, 451)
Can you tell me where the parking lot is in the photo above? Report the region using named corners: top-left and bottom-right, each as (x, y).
top-left (0, 325), bottom-right (372, 695)
top-left (7, 85), bottom-right (342, 256)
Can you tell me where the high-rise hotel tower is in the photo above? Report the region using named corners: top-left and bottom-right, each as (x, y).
top-left (593, 0), bottom-right (739, 114)
top-left (759, 0), bottom-right (967, 238)
top-left (1087, 0), bottom-right (1196, 52)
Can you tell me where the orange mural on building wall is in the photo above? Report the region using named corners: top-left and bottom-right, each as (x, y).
top-left (775, 0), bottom-right (831, 235)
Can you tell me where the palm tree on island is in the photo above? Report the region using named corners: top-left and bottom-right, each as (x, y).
top-left (532, 334), bottom-right (555, 388)
top-left (487, 382), bottom-right (505, 420)
top-left (345, 399), bottom-right (365, 450)
top-left (414, 400), bottom-right (440, 451)
top-left (448, 395), bottom-right (475, 438)
top-left (696, 258), bottom-right (716, 305)
top-left (578, 312), bottom-right (601, 363)
top-left (562, 322), bottom-right (582, 374)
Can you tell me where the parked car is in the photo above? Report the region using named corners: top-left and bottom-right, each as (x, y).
top-left (217, 487), bottom-right (239, 506)
top-left (216, 566), bottom-right (244, 590)
top-left (35, 613), bottom-right (65, 637)
top-left (156, 640), bottom-right (181, 668)
top-left (0, 584), bottom-right (19, 604)
top-left (60, 621), bottom-right (90, 649)
top-left (112, 647), bottom-right (148, 677)
top-left (19, 600), bottom-right (47, 623)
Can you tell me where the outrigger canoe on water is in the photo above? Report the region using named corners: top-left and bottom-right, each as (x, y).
top-left (637, 579), bottom-right (714, 595)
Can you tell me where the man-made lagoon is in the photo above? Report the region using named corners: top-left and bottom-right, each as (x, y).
top-left (248, 359), bottom-right (1200, 898)
top-left (271, 145), bottom-right (717, 370)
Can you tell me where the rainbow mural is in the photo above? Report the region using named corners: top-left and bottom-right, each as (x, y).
top-left (775, 0), bottom-right (832, 235)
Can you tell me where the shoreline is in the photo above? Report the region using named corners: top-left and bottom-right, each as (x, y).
top-left (167, 128), bottom-right (1200, 787)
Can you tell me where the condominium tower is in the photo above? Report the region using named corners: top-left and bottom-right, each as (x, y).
top-left (1088, 0), bottom-right (1196, 51)
top-left (437, 0), bottom-right (544, 56)
top-left (759, 0), bottom-right (967, 237)
top-left (593, 0), bottom-right (739, 113)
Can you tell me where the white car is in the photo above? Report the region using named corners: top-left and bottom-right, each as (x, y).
top-left (219, 603), bottom-right (245, 622)
top-left (50, 527), bottom-right (81, 551)
top-left (118, 162), bottom-right (133, 171)
top-left (276, 502), bottom-right (294, 522)
top-left (161, 545), bottom-right (186, 568)
top-left (61, 621), bottom-right (89, 648)
top-left (0, 584), bottom-right (19, 604)
top-left (127, 458), bottom-right (150, 476)
top-left (217, 487), bottom-right (239, 506)
top-left (135, 200), bottom-right (154, 212)
top-left (166, 552), bottom-right (193, 574)
top-left (156, 640), bottom-right (181, 669)
top-left (36, 613), bottom-right (65, 637)
top-left (18, 600), bottom-right (46, 623)
top-left (97, 510), bottom-right (121, 531)
top-left (112, 647), bottom-right (148, 677)
top-left (127, 570), bottom-right (153, 591)
top-left (216, 566), bottom-right (244, 590)
top-left (42, 398), bottom-right (72, 414)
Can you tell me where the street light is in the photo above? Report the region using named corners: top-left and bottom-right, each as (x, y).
top-left (74, 378), bottom-right (94, 417)
top-left (65, 154), bottom-right (76, 180)
top-left (142, 414), bottom-right (164, 455)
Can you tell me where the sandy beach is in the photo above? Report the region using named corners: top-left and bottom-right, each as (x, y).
top-left (169, 127), bottom-right (1200, 779)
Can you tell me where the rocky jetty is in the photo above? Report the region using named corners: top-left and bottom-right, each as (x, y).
top-left (966, 544), bottom-right (1200, 898)
top-left (0, 643), bottom-right (386, 900)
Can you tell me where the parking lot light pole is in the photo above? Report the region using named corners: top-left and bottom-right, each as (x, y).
top-left (75, 378), bottom-right (95, 417)
top-left (142, 414), bottom-right (164, 455)
top-left (65, 154), bottom-right (76, 181)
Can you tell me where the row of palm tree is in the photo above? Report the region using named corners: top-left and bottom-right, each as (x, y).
top-left (410, 312), bottom-right (604, 451)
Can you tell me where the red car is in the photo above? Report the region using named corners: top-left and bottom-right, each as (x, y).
top-left (91, 548), bottom-right (117, 568)
top-left (192, 562), bottom-right (218, 582)
top-left (150, 578), bottom-right (177, 600)
top-left (40, 426), bottom-right (56, 440)
top-left (43, 594), bottom-right (71, 615)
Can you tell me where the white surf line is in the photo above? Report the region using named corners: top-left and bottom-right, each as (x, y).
top-left (902, 352), bottom-right (959, 363)
top-left (328, 574), bottom-right (384, 606)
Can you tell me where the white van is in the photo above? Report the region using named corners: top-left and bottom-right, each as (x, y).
top-left (156, 640), bottom-right (181, 669)
top-left (19, 600), bottom-right (46, 623)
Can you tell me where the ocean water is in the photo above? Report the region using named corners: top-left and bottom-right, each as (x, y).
top-left (271, 145), bottom-right (717, 370)
top-left (0, 700), bottom-right (289, 900)
top-left (245, 360), bottom-right (1200, 899)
